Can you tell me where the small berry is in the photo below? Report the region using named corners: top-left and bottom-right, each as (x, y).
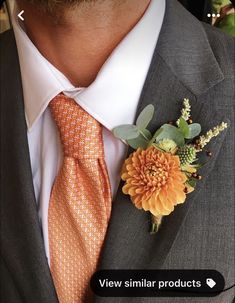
top-left (188, 118), bottom-right (193, 124)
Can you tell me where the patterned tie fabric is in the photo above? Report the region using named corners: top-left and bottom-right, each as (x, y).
top-left (48, 94), bottom-right (112, 303)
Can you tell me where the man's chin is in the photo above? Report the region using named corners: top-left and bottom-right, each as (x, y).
top-left (17, 0), bottom-right (94, 14)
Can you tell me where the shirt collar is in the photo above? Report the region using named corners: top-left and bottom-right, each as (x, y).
top-left (12, 0), bottom-right (165, 131)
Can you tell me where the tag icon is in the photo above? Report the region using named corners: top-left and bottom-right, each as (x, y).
top-left (206, 278), bottom-right (216, 288)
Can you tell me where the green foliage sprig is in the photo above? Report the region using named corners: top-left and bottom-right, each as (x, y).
top-left (113, 99), bottom-right (204, 151)
top-left (213, 0), bottom-right (235, 36)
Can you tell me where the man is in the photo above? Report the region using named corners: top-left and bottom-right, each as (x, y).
top-left (0, 0), bottom-right (234, 302)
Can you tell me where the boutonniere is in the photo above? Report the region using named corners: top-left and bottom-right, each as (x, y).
top-left (113, 99), bottom-right (228, 234)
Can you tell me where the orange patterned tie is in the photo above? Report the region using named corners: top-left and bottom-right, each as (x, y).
top-left (48, 94), bottom-right (112, 303)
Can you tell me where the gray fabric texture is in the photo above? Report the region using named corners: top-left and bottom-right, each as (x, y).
top-left (1, 0), bottom-right (234, 302)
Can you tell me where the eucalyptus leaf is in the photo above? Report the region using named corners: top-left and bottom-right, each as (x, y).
top-left (178, 117), bottom-right (189, 138)
top-left (150, 128), bottom-right (163, 144)
top-left (113, 124), bottom-right (139, 140)
top-left (136, 104), bottom-right (154, 130)
top-left (140, 129), bottom-right (152, 140)
top-left (155, 124), bottom-right (185, 146)
top-left (127, 133), bottom-right (148, 149)
top-left (185, 123), bottom-right (201, 139)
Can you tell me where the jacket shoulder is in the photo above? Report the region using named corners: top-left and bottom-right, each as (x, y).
top-left (0, 29), bottom-right (22, 109)
top-left (0, 29), bottom-right (18, 67)
top-left (0, 29), bottom-right (19, 78)
top-left (0, 29), bottom-right (15, 50)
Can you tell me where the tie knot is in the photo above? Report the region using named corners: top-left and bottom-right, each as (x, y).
top-left (49, 95), bottom-right (104, 159)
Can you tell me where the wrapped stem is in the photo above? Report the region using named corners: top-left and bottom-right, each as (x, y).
top-left (150, 214), bottom-right (163, 234)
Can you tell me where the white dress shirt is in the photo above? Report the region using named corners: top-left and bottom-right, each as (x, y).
top-left (12, 0), bottom-right (165, 263)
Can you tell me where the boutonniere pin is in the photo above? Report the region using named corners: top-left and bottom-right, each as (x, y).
top-left (113, 99), bottom-right (228, 234)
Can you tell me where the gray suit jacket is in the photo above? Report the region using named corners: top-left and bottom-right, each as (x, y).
top-left (0, 0), bottom-right (234, 302)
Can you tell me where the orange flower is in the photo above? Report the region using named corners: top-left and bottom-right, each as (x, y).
top-left (121, 147), bottom-right (187, 216)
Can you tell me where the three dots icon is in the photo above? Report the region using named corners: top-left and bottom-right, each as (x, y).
top-left (207, 13), bottom-right (221, 17)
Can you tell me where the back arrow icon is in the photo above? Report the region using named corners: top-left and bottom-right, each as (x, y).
top-left (18, 10), bottom-right (24, 21)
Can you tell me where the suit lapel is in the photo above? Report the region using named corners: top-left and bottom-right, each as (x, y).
top-left (96, 0), bottom-right (226, 296)
top-left (0, 30), bottom-right (58, 303)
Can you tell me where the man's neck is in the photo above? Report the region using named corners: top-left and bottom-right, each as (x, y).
top-left (17, 0), bottom-right (151, 87)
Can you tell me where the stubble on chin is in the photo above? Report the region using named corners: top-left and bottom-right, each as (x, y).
top-left (19, 0), bottom-right (98, 14)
